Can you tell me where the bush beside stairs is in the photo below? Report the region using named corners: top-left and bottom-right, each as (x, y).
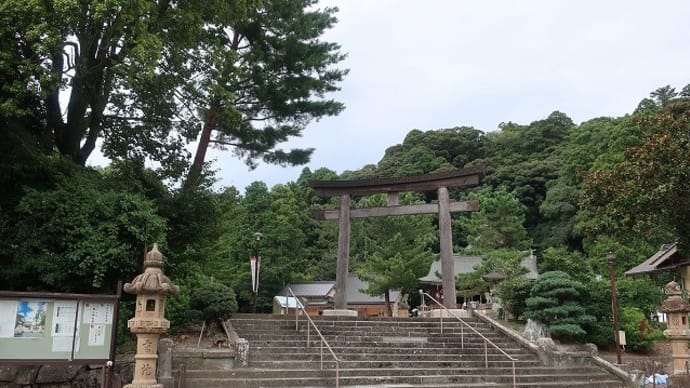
top-left (178, 313), bottom-right (626, 387)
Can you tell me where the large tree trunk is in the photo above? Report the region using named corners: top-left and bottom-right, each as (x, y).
top-left (182, 32), bottom-right (240, 192)
top-left (49, 23), bottom-right (124, 165)
top-left (183, 102), bottom-right (219, 192)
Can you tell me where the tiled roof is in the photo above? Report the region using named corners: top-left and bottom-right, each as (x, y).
top-left (625, 243), bottom-right (690, 276)
top-left (345, 273), bottom-right (400, 305)
top-left (280, 281), bottom-right (335, 298)
top-left (418, 255), bottom-right (483, 284)
top-left (418, 254), bottom-right (539, 284)
top-left (281, 274), bottom-right (400, 305)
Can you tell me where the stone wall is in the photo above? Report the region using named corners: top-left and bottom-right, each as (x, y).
top-left (0, 362), bottom-right (134, 388)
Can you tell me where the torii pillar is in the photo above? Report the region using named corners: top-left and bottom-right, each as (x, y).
top-left (310, 166), bottom-right (485, 311)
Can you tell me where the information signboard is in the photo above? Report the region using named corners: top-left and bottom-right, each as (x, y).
top-left (0, 290), bottom-right (119, 364)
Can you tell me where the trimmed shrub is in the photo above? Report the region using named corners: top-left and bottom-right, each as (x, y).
top-left (524, 271), bottom-right (596, 341)
top-left (188, 281), bottom-right (238, 325)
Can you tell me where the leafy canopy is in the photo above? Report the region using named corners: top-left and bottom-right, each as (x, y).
top-left (582, 101), bottom-right (690, 252)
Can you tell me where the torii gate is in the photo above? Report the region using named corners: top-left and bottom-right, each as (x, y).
top-left (309, 165), bottom-right (485, 311)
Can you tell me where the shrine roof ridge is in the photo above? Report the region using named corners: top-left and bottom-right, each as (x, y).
top-left (308, 164), bottom-right (486, 196)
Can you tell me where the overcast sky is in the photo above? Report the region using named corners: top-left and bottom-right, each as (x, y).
top-left (206, 1), bottom-right (690, 192)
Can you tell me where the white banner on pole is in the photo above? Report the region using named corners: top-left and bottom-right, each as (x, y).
top-left (250, 256), bottom-right (261, 293)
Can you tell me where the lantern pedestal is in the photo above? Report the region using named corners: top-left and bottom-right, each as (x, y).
top-left (123, 244), bottom-right (179, 388)
top-left (661, 281), bottom-right (690, 375)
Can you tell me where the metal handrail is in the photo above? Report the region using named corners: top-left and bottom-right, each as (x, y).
top-left (286, 287), bottom-right (341, 388)
top-left (420, 292), bottom-right (517, 388)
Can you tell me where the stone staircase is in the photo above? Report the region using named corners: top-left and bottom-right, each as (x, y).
top-left (180, 313), bottom-right (627, 387)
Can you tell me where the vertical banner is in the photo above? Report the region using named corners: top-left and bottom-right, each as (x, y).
top-left (250, 255), bottom-right (261, 293)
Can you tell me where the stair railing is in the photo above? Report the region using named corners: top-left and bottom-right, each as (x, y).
top-left (286, 287), bottom-right (341, 388)
top-left (420, 291), bottom-right (517, 388)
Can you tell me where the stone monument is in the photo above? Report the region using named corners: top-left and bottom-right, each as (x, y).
top-left (124, 244), bottom-right (179, 388)
top-left (660, 280), bottom-right (690, 375)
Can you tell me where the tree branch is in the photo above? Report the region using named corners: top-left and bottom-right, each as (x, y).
top-left (209, 139), bottom-right (240, 147)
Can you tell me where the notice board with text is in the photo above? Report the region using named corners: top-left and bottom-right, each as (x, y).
top-left (0, 292), bottom-right (118, 362)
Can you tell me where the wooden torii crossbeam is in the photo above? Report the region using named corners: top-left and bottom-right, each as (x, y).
top-left (309, 165), bottom-right (485, 310)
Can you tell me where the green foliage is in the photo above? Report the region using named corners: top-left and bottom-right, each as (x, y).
top-left (116, 301), bottom-right (136, 351)
top-left (188, 280), bottom-right (238, 325)
top-left (182, 0), bottom-right (348, 189)
top-left (617, 277), bottom-right (664, 316)
top-left (580, 275), bottom-right (665, 349)
top-left (455, 271), bottom-right (489, 301)
top-left (620, 307), bottom-right (663, 352)
top-left (481, 112), bottom-right (575, 233)
top-left (164, 262), bottom-right (206, 333)
top-left (353, 194), bottom-right (436, 314)
top-left (539, 247), bottom-right (593, 283)
top-left (375, 126), bottom-right (485, 178)
top-left (582, 100), bottom-right (690, 252)
top-left (581, 278), bottom-right (615, 348)
top-left (4, 165), bottom-right (165, 292)
top-left (458, 187), bottom-right (532, 250)
top-left (220, 180), bottom-right (333, 312)
top-left (536, 117), bottom-right (621, 249)
top-left (495, 276), bottom-right (532, 319)
top-left (457, 249), bottom-right (532, 318)
top-left (524, 271), bottom-right (596, 341)
top-left (0, 0), bottom-right (211, 167)
top-left (159, 188), bottom-right (224, 269)
top-left (3, 0), bottom-right (346, 186)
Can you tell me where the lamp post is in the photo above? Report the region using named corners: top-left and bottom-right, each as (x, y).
top-left (608, 252), bottom-right (623, 365)
top-left (251, 232), bottom-right (263, 313)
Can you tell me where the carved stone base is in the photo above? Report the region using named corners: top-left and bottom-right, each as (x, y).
top-left (123, 384), bottom-right (163, 388)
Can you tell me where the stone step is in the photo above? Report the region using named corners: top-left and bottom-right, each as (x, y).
top-left (182, 372), bottom-right (624, 387)
top-left (239, 325), bottom-right (502, 332)
top-left (247, 359), bottom-right (542, 369)
top-left (249, 345), bottom-right (530, 355)
top-left (246, 334), bottom-right (501, 341)
top-left (245, 338), bottom-right (522, 349)
top-left (239, 325), bottom-right (494, 332)
top-left (240, 336), bottom-right (511, 346)
top-left (247, 341), bottom-right (519, 351)
top-left (184, 365), bottom-right (605, 378)
top-left (247, 353), bottom-right (531, 364)
top-left (231, 318), bottom-right (487, 328)
top-left (222, 314), bottom-right (626, 388)
top-left (239, 330), bottom-right (516, 339)
top-left (249, 345), bottom-right (523, 354)
top-left (235, 327), bottom-right (495, 336)
top-left (232, 313), bottom-right (479, 321)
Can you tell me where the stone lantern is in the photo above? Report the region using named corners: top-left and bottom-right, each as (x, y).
top-left (124, 244), bottom-right (179, 388)
top-left (661, 280), bottom-right (690, 375)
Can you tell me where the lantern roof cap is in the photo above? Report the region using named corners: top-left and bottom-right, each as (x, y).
top-left (124, 243), bottom-right (179, 295)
